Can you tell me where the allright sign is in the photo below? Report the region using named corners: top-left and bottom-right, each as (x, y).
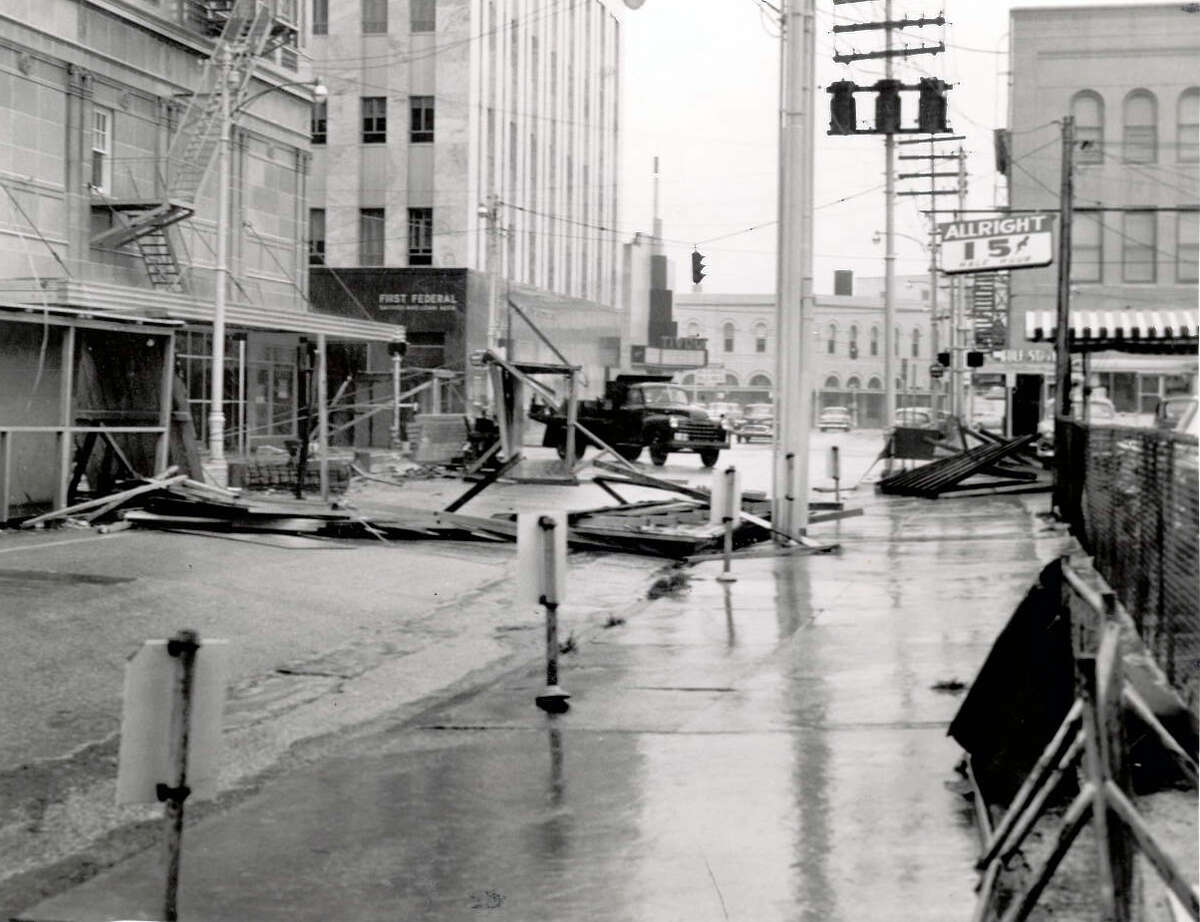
top-left (938, 212), bottom-right (1056, 274)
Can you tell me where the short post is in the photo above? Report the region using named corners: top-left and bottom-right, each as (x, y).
top-left (827, 445), bottom-right (841, 503)
top-left (717, 465), bottom-right (738, 583)
top-left (534, 515), bottom-right (570, 713)
top-left (161, 628), bottom-right (199, 922)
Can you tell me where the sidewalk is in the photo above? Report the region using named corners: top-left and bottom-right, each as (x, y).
top-left (20, 489), bottom-right (1073, 922)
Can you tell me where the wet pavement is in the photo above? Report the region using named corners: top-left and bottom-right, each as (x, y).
top-left (21, 488), bottom-right (1070, 922)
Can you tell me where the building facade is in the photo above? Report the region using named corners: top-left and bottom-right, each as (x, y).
top-left (672, 276), bottom-right (935, 428)
top-left (307, 0), bottom-right (623, 397)
top-left (0, 0), bottom-right (400, 506)
top-left (1004, 4), bottom-right (1199, 423)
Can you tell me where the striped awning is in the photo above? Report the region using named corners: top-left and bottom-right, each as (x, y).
top-left (1025, 309), bottom-right (1199, 347)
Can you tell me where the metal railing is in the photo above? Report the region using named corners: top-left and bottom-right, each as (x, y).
top-left (1061, 420), bottom-right (1200, 704)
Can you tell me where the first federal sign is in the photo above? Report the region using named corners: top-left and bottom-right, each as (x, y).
top-left (938, 212), bottom-right (1056, 275)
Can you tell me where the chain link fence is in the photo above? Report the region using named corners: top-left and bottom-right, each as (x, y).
top-left (1063, 421), bottom-right (1200, 706)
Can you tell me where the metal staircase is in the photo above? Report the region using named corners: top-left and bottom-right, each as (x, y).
top-left (90, 0), bottom-right (295, 290)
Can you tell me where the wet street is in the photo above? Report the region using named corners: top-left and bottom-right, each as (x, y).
top-left (21, 450), bottom-right (1068, 922)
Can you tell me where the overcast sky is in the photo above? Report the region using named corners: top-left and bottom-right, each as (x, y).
top-left (617, 0), bottom-right (1149, 295)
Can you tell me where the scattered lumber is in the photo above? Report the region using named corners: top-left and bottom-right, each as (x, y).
top-left (878, 433), bottom-right (1048, 499)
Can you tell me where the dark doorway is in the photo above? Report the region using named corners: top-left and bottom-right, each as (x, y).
top-left (1012, 374), bottom-right (1043, 436)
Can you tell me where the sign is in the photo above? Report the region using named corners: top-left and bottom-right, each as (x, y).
top-left (939, 213), bottom-right (1055, 274)
top-left (516, 512), bottom-right (567, 607)
top-left (972, 271), bottom-right (1010, 350)
top-left (378, 291), bottom-right (459, 312)
top-left (929, 364), bottom-right (945, 379)
top-left (709, 467), bottom-right (742, 526)
top-left (693, 367), bottom-right (728, 387)
top-left (632, 344), bottom-right (708, 368)
top-left (116, 638), bottom-right (230, 804)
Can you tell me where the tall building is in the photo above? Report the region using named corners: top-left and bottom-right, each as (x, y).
top-left (307, 0), bottom-right (623, 398)
top-left (1003, 4), bottom-right (1199, 430)
top-left (0, 0), bottom-right (399, 509)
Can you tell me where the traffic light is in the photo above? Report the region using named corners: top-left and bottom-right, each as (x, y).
top-left (691, 249), bottom-right (706, 285)
top-left (917, 77), bottom-right (949, 133)
top-left (966, 351), bottom-right (984, 368)
top-left (874, 79), bottom-right (902, 134)
top-left (388, 339), bottom-right (408, 357)
top-left (828, 80), bottom-right (857, 135)
top-left (937, 351), bottom-right (951, 367)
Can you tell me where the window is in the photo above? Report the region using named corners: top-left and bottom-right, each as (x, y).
top-left (722, 322), bottom-right (735, 353)
top-left (361, 97), bottom-right (386, 143)
top-left (359, 208), bottom-right (385, 266)
top-left (686, 321), bottom-right (701, 338)
top-left (824, 375), bottom-right (840, 389)
top-left (91, 107), bottom-right (112, 193)
top-left (869, 326), bottom-right (879, 356)
top-left (407, 331), bottom-right (446, 368)
top-left (1122, 211), bottom-right (1156, 282)
top-left (1123, 90), bottom-right (1157, 164)
top-left (409, 96), bottom-right (434, 143)
top-left (749, 373), bottom-right (771, 388)
top-left (754, 322), bottom-right (768, 353)
top-left (411, 0), bottom-right (436, 31)
top-left (1178, 212), bottom-right (1198, 283)
top-left (911, 328), bottom-right (921, 358)
top-left (1071, 213), bottom-right (1103, 283)
top-left (867, 376), bottom-right (882, 390)
top-left (826, 323), bottom-right (837, 355)
top-left (848, 325), bottom-right (858, 359)
top-left (362, 0), bottom-right (386, 33)
top-left (1071, 91), bottom-right (1104, 164)
top-left (311, 100), bottom-right (326, 144)
top-left (1179, 88), bottom-right (1199, 164)
top-left (308, 208), bottom-right (325, 265)
top-left (312, 0), bottom-right (328, 34)
top-left (846, 376), bottom-right (861, 389)
top-left (408, 208), bottom-right (433, 266)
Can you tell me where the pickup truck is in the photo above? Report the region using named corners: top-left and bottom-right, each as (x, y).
top-left (531, 374), bottom-right (729, 467)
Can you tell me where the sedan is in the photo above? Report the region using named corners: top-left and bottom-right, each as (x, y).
top-left (818, 406), bottom-right (852, 432)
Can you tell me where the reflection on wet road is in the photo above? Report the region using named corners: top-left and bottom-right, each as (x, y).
top-left (24, 492), bottom-right (1058, 922)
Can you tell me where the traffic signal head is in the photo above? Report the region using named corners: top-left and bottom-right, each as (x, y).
top-left (874, 79), bottom-right (902, 134)
top-left (691, 249), bottom-right (706, 285)
top-left (388, 339), bottom-right (408, 357)
top-left (966, 351), bottom-right (984, 368)
top-left (937, 351), bottom-right (951, 367)
top-left (828, 81), bottom-right (857, 135)
top-left (917, 77), bottom-right (949, 133)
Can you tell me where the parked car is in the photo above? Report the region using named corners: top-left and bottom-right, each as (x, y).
top-left (893, 407), bottom-right (935, 429)
top-left (818, 406), bottom-right (852, 432)
top-left (971, 397), bottom-right (1007, 434)
top-left (1035, 397), bottom-right (1117, 462)
top-left (707, 402), bottom-right (743, 432)
top-left (1156, 395), bottom-right (1198, 435)
top-left (734, 403), bottom-right (774, 443)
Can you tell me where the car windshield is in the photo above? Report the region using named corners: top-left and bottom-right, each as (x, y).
top-left (638, 385), bottom-right (691, 406)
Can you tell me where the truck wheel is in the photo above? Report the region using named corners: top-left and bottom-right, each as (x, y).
top-left (649, 438), bottom-right (669, 466)
top-left (617, 444), bottom-right (643, 462)
top-left (699, 448), bottom-right (720, 468)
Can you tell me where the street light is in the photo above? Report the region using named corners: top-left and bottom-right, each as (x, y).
top-left (207, 72), bottom-right (326, 485)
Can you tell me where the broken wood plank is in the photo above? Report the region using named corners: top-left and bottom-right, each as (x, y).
top-left (807, 507), bottom-right (864, 524)
top-left (22, 474), bottom-right (188, 528)
top-left (443, 453), bottom-right (523, 512)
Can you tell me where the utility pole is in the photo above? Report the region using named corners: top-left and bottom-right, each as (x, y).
top-left (773, 0), bottom-right (817, 540)
top-left (928, 139), bottom-right (941, 414)
top-left (883, 0), bottom-right (897, 436)
top-left (480, 193), bottom-right (501, 410)
top-left (955, 144), bottom-right (969, 422)
top-left (208, 46), bottom-right (233, 486)
top-left (1053, 116), bottom-right (1075, 517)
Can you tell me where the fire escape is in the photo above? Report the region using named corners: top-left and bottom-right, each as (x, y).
top-left (90, 0), bottom-right (298, 291)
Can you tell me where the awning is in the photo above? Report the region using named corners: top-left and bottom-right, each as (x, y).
top-left (1025, 309), bottom-right (1199, 352)
top-left (0, 302), bottom-right (183, 332)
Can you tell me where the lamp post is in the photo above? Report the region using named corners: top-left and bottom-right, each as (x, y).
top-left (206, 68), bottom-right (326, 485)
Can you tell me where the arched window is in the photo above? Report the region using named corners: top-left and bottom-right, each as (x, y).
top-left (686, 321), bottom-right (701, 338)
top-left (749, 373), bottom-right (772, 388)
top-left (1071, 91), bottom-right (1104, 164)
top-left (724, 372), bottom-right (739, 386)
top-left (911, 328), bottom-right (921, 358)
top-left (722, 322), bottom-right (735, 353)
top-left (824, 374), bottom-right (840, 389)
top-left (848, 324), bottom-right (859, 359)
top-left (826, 322), bottom-right (837, 355)
top-left (870, 325), bottom-right (879, 356)
top-left (867, 376), bottom-right (883, 390)
top-left (753, 322), bottom-right (768, 353)
top-left (1179, 88), bottom-right (1199, 164)
top-left (678, 372), bottom-right (695, 385)
top-left (1123, 90), bottom-right (1157, 164)
top-left (846, 376), bottom-right (861, 389)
